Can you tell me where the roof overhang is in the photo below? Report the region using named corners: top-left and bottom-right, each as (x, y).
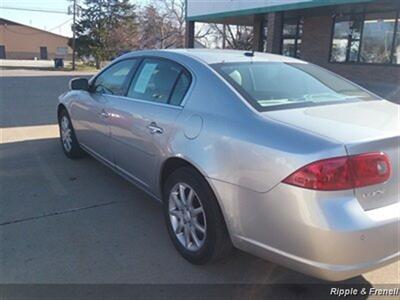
top-left (186, 0), bottom-right (373, 22)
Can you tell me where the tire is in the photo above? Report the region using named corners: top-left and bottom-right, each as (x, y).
top-left (58, 109), bottom-right (86, 159)
top-left (163, 167), bottom-right (232, 264)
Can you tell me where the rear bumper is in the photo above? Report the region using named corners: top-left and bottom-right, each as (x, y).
top-left (234, 233), bottom-right (399, 282)
top-left (209, 179), bottom-right (400, 281)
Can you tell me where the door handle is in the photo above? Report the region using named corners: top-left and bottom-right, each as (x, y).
top-left (146, 122), bottom-right (164, 135)
top-left (100, 110), bottom-right (110, 119)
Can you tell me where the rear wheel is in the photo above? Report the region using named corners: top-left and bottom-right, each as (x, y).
top-left (58, 109), bottom-right (86, 159)
top-left (163, 167), bottom-right (232, 264)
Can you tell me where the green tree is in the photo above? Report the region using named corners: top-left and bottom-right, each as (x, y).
top-left (73, 0), bottom-right (138, 68)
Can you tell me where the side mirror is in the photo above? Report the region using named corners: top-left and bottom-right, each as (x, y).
top-left (69, 78), bottom-right (89, 91)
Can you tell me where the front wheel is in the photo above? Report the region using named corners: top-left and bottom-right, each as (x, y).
top-left (58, 109), bottom-right (86, 159)
top-left (163, 167), bottom-right (232, 264)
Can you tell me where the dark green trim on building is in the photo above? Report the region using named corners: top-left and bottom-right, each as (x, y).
top-left (186, 0), bottom-right (373, 21)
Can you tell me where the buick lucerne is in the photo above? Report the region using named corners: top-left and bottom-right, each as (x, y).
top-left (58, 49), bottom-right (399, 281)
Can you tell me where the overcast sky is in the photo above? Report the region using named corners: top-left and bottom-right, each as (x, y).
top-left (0, 0), bottom-right (150, 37)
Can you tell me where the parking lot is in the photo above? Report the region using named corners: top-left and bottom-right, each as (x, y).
top-left (0, 70), bottom-right (398, 291)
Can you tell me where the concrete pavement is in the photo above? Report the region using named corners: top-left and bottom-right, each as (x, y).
top-left (0, 70), bottom-right (398, 290)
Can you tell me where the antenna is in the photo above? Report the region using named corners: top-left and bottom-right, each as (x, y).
top-left (244, 43), bottom-right (256, 57)
top-left (244, 50), bottom-right (254, 57)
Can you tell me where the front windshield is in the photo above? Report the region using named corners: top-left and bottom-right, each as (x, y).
top-left (212, 62), bottom-right (378, 111)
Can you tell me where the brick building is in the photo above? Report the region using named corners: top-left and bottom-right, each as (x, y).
top-left (0, 18), bottom-right (72, 60)
top-left (185, 0), bottom-right (400, 101)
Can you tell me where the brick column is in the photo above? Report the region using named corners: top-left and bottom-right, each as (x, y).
top-left (253, 14), bottom-right (265, 52)
top-left (185, 21), bottom-right (195, 48)
top-left (266, 12), bottom-right (283, 54)
top-left (301, 16), bottom-right (333, 65)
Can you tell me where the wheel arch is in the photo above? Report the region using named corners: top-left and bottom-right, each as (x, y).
top-left (160, 157), bottom-right (201, 195)
top-left (159, 157), bottom-right (220, 205)
top-left (57, 103), bottom-right (68, 120)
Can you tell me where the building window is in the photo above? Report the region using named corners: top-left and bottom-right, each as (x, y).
top-left (281, 17), bottom-right (303, 58)
top-left (394, 15), bottom-right (400, 64)
top-left (262, 25), bottom-right (268, 52)
top-left (361, 13), bottom-right (397, 63)
top-left (331, 15), bottom-right (362, 62)
top-left (330, 9), bottom-right (400, 65)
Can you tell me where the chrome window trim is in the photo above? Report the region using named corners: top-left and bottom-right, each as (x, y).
top-left (105, 94), bottom-right (185, 110)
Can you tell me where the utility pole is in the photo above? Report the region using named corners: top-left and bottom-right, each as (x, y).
top-left (69, 0), bottom-right (77, 71)
top-left (72, 0), bottom-right (77, 71)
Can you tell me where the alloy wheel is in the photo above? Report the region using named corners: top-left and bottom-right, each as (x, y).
top-left (60, 115), bottom-right (73, 152)
top-left (168, 182), bottom-right (207, 251)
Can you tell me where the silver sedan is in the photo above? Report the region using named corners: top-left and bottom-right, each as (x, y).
top-left (58, 49), bottom-right (399, 281)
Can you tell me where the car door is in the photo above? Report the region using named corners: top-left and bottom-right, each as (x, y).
top-left (70, 59), bottom-right (138, 163)
top-left (107, 57), bottom-right (192, 191)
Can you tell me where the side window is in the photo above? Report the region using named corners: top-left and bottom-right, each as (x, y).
top-left (127, 58), bottom-right (187, 105)
top-left (93, 59), bottom-right (137, 95)
top-left (169, 72), bottom-right (191, 106)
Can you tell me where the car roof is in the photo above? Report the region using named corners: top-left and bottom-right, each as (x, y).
top-left (122, 49), bottom-right (306, 65)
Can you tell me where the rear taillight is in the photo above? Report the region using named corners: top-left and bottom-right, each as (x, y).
top-left (282, 152), bottom-right (391, 191)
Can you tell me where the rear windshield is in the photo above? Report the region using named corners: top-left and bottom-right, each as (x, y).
top-left (212, 62), bottom-right (378, 111)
